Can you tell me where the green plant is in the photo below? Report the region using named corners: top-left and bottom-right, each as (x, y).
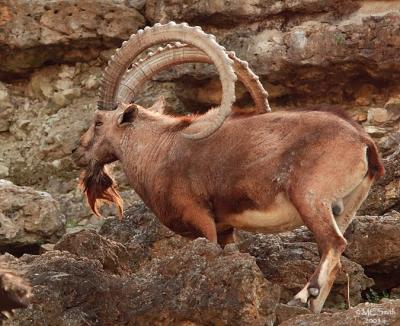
top-left (364, 288), bottom-right (390, 303)
top-left (335, 33), bottom-right (345, 45)
top-left (66, 218), bottom-right (78, 229)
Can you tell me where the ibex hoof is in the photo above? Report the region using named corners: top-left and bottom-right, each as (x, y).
top-left (308, 287), bottom-right (320, 297)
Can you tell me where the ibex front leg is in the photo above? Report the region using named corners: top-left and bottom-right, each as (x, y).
top-left (289, 196), bottom-right (347, 313)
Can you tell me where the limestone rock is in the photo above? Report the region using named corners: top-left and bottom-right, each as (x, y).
top-left (0, 81), bottom-right (12, 132)
top-left (0, 0), bottom-right (145, 75)
top-left (100, 201), bottom-right (190, 270)
top-left (146, 0), bottom-right (356, 25)
top-left (360, 148), bottom-right (400, 215)
top-left (54, 229), bottom-right (130, 275)
top-left (4, 238), bottom-right (280, 325)
top-left (0, 179), bottom-right (65, 247)
top-left (344, 212), bottom-right (400, 274)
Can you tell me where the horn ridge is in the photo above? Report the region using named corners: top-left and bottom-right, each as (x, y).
top-left (99, 22), bottom-right (236, 139)
top-left (118, 43), bottom-right (271, 114)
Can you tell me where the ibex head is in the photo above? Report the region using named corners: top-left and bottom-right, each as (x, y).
top-left (73, 103), bottom-right (141, 217)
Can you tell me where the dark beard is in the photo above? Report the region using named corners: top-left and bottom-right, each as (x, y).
top-left (79, 161), bottom-right (123, 218)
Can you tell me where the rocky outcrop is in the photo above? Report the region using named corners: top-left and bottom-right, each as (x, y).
top-left (0, 0), bottom-right (145, 77)
top-left (0, 180), bottom-right (65, 248)
top-left (4, 238), bottom-right (280, 325)
top-left (145, 1), bottom-right (400, 103)
top-left (2, 200), bottom-right (400, 325)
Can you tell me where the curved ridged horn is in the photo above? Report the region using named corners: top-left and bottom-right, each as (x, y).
top-left (118, 43), bottom-right (271, 113)
top-left (99, 22), bottom-right (237, 139)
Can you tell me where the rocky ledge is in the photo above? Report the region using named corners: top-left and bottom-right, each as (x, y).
top-left (1, 202), bottom-right (399, 325)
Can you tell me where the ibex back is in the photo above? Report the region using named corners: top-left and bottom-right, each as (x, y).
top-left (73, 23), bottom-right (384, 313)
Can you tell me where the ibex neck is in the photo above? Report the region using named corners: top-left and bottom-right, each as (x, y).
top-left (117, 118), bottom-right (177, 207)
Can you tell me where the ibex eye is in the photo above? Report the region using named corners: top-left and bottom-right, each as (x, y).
top-left (95, 121), bottom-right (103, 127)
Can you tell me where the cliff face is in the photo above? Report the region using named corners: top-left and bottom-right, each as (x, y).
top-left (0, 1), bottom-right (400, 324)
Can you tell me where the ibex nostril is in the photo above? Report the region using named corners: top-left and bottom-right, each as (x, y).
top-left (72, 147), bottom-right (77, 154)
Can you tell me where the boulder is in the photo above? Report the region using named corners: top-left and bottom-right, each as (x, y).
top-left (54, 229), bottom-right (130, 275)
top-left (345, 212), bottom-right (400, 270)
top-left (0, 180), bottom-right (65, 248)
top-left (344, 211), bottom-right (400, 290)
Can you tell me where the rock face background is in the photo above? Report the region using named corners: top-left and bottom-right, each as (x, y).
top-left (0, 0), bottom-right (399, 325)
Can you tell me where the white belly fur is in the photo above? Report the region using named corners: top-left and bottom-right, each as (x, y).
top-left (219, 192), bottom-right (304, 233)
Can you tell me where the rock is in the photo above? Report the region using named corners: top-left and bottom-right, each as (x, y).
top-left (146, 0), bottom-right (356, 25)
top-left (126, 0), bottom-right (146, 11)
top-left (4, 239), bottom-right (280, 326)
top-left (0, 164), bottom-right (9, 178)
top-left (0, 179), bottom-right (65, 247)
top-left (368, 108), bottom-right (389, 124)
top-left (100, 201), bottom-right (190, 270)
top-left (378, 131), bottom-right (400, 157)
top-left (275, 303), bottom-right (311, 324)
top-left (0, 81), bottom-right (12, 132)
top-left (360, 148), bottom-right (400, 215)
top-left (364, 126), bottom-right (390, 137)
top-left (0, 255), bottom-right (31, 316)
top-left (54, 229), bottom-right (130, 275)
top-left (345, 212), bottom-right (400, 269)
top-left (280, 300), bottom-right (400, 326)
top-left (236, 230), bottom-right (373, 308)
top-left (384, 96), bottom-right (400, 113)
top-left (147, 1), bottom-right (400, 103)
top-left (0, 0), bottom-right (145, 75)
top-left (344, 212), bottom-right (400, 290)
top-left (391, 288), bottom-right (400, 299)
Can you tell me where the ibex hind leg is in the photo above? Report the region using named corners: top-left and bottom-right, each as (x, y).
top-left (300, 174), bottom-right (373, 312)
top-left (335, 175), bottom-right (374, 234)
top-left (288, 193), bottom-right (347, 313)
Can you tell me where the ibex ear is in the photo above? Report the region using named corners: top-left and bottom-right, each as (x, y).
top-left (148, 96), bottom-right (167, 114)
top-left (118, 104), bottom-right (138, 126)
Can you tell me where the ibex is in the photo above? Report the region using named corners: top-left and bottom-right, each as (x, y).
top-left (73, 23), bottom-right (384, 313)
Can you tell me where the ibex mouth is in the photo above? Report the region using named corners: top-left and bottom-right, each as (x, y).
top-left (72, 148), bottom-right (89, 168)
